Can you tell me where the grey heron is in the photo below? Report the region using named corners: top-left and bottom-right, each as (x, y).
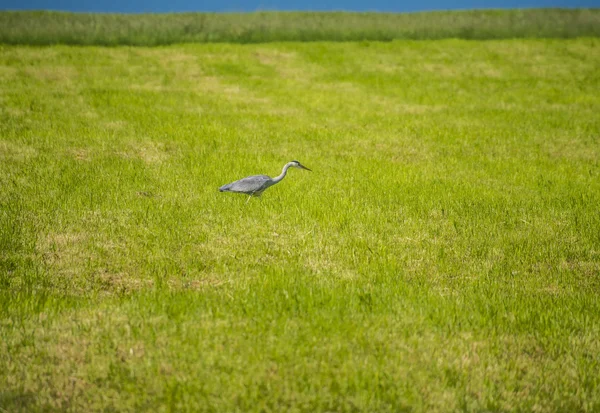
top-left (219, 161), bottom-right (311, 201)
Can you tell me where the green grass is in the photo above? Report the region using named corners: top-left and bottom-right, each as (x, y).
top-left (1, 9), bottom-right (600, 45)
top-left (1, 38), bottom-right (600, 411)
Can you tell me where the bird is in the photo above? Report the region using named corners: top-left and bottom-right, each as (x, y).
top-left (219, 161), bottom-right (311, 201)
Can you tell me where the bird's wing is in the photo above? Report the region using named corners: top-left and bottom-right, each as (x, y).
top-left (219, 175), bottom-right (271, 193)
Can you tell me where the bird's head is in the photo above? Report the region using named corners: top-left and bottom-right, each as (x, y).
top-left (290, 160), bottom-right (312, 171)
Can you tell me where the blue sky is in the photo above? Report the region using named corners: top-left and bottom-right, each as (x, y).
top-left (1, 0), bottom-right (599, 13)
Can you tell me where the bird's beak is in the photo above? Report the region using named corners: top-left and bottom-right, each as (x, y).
top-left (299, 164), bottom-right (312, 171)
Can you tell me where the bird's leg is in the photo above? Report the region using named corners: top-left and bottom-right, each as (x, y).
top-left (246, 195), bottom-right (252, 204)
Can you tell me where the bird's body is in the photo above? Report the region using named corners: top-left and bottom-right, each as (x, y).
top-left (219, 174), bottom-right (273, 197)
top-left (219, 161), bottom-right (311, 199)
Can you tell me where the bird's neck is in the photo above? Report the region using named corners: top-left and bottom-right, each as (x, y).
top-left (272, 163), bottom-right (293, 184)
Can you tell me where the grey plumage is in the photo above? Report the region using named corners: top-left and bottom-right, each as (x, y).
top-left (219, 161), bottom-right (311, 198)
top-left (219, 175), bottom-right (272, 196)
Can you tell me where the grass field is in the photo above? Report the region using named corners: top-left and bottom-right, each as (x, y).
top-left (1, 38), bottom-right (600, 411)
top-left (1, 9), bottom-right (600, 45)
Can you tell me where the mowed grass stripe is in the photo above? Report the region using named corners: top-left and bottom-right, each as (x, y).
top-left (0, 39), bottom-right (599, 411)
top-left (1, 9), bottom-right (600, 46)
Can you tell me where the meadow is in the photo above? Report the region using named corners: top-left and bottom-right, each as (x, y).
top-left (1, 35), bottom-right (600, 411)
top-left (1, 9), bottom-right (600, 45)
